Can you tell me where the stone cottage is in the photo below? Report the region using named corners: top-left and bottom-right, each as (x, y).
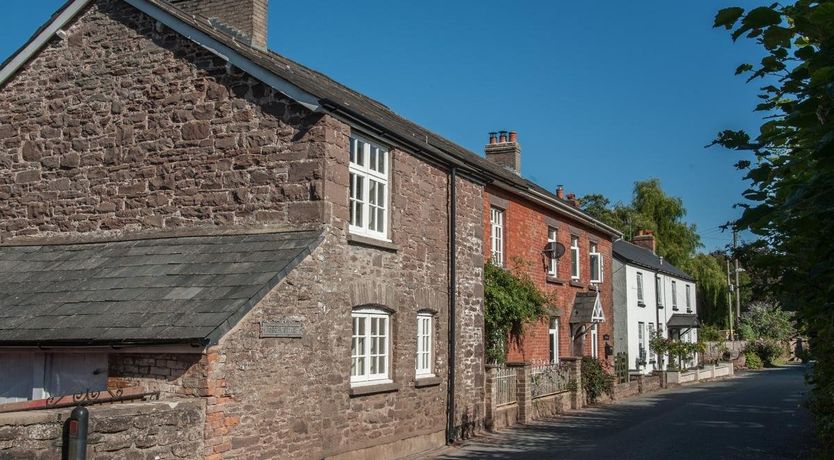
top-left (0, 0), bottom-right (501, 458)
top-left (481, 132), bottom-right (621, 365)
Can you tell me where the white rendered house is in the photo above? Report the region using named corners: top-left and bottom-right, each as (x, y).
top-left (612, 231), bottom-right (699, 374)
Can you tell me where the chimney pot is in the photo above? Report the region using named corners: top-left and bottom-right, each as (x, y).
top-left (556, 185), bottom-right (564, 200)
top-left (484, 129), bottom-right (521, 174)
top-left (508, 131), bottom-right (518, 143)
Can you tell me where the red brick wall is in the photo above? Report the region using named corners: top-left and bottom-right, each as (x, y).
top-left (483, 186), bottom-right (614, 366)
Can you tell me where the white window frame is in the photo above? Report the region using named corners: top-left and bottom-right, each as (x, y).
top-left (656, 275), bottom-right (664, 307)
top-left (570, 235), bottom-right (580, 280)
top-left (351, 307), bottom-right (392, 385)
top-left (547, 227), bottom-right (558, 277)
top-left (686, 284), bottom-right (692, 311)
top-left (490, 207), bottom-right (504, 267)
top-left (549, 317), bottom-right (560, 363)
top-left (672, 280), bottom-right (678, 309)
top-left (638, 322), bottom-right (646, 365)
top-left (416, 313), bottom-right (433, 377)
top-left (349, 135), bottom-right (390, 241)
top-left (589, 242), bottom-right (602, 283)
top-left (636, 272), bottom-right (644, 304)
top-left (648, 322), bottom-right (656, 365)
top-left (590, 323), bottom-right (599, 358)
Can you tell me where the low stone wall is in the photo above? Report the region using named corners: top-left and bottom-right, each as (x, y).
top-left (667, 363), bottom-right (735, 386)
top-left (0, 400), bottom-right (205, 459)
top-left (531, 392), bottom-right (572, 420)
top-left (492, 404), bottom-right (519, 430)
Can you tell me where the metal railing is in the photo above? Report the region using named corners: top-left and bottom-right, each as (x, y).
top-left (530, 362), bottom-right (572, 398)
top-left (494, 366), bottom-right (517, 406)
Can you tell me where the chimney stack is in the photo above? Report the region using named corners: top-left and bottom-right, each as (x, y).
top-left (484, 130), bottom-right (521, 175)
top-left (168, 0), bottom-right (269, 50)
top-left (565, 192), bottom-right (580, 208)
top-left (633, 229), bottom-right (657, 254)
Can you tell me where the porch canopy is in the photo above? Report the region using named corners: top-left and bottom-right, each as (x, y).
top-left (569, 291), bottom-right (604, 324)
top-left (667, 313), bottom-right (700, 329)
top-left (0, 230), bottom-right (321, 347)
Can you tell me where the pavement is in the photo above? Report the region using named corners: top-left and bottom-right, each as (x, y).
top-left (428, 365), bottom-right (815, 460)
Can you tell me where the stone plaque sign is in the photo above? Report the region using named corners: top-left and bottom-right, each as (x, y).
top-left (260, 320), bottom-right (303, 338)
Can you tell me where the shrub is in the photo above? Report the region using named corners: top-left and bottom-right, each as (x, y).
top-left (750, 339), bottom-right (785, 367)
top-left (700, 324), bottom-right (724, 342)
top-left (744, 350), bottom-right (763, 369)
top-left (581, 356), bottom-right (614, 404)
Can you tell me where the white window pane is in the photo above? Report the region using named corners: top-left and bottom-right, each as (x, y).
top-left (378, 150), bottom-right (386, 174)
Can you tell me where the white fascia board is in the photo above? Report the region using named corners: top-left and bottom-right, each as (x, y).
top-left (125, 0), bottom-right (320, 112)
top-left (0, 0), bottom-right (94, 86)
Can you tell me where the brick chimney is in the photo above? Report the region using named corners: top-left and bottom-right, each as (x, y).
top-left (633, 229), bottom-right (656, 253)
top-left (484, 130), bottom-right (521, 175)
top-left (168, 0), bottom-right (269, 50)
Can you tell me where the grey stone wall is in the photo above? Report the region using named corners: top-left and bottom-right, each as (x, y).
top-left (0, 400), bottom-right (205, 459)
top-left (0, 0), bottom-right (323, 243)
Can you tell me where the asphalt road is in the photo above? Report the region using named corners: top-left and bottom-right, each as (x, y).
top-left (433, 365), bottom-right (814, 460)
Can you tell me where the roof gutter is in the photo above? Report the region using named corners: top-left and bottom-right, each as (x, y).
top-left (515, 186), bottom-right (622, 238)
top-left (0, 337), bottom-right (209, 348)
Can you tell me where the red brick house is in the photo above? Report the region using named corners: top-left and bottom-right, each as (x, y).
top-left (481, 132), bottom-right (621, 365)
top-left (0, 0), bottom-right (500, 458)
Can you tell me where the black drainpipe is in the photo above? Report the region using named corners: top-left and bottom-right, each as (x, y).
top-left (446, 166), bottom-right (457, 444)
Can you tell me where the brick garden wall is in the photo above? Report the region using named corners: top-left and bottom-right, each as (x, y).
top-left (483, 187), bottom-right (615, 365)
top-left (108, 353), bottom-right (208, 398)
top-left (0, 400), bottom-right (205, 459)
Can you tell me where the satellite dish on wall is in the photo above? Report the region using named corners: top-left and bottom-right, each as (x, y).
top-left (544, 242), bottom-right (566, 258)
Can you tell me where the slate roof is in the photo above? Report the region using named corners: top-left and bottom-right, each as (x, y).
top-left (569, 291), bottom-right (603, 324)
top-left (0, 0), bottom-right (620, 238)
top-left (613, 240), bottom-right (695, 281)
top-left (0, 231), bottom-right (322, 346)
top-left (667, 314), bottom-right (700, 329)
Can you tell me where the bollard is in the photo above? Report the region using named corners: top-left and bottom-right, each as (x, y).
top-left (65, 406), bottom-right (89, 460)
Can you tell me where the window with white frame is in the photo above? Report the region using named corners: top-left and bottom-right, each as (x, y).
top-left (416, 313), bottom-right (433, 376)
top-left (349, 136), bottom-right (389, 239)
top-left (638, 322), bottom-right (646, 365)
top-left (686, 284), bottom-right (692, 311)
top-left (490, 207), bottom-right (504, 266)
top-left (549, 317), bottom-right (560, 363)
top-left (547, 227), bottom-right (558, 277)
top-left (351, 307), bottom-right (391, 384)
top-left (671, 280), bottom-right (678, 310)
top-left (636, 272), bottom-right (645, 304)
top-left (590, 323), bottom-right (599, 358)
top-left (570, 235), bottom-right (580, 279)
top-left (648, 323), bottom-right (656, 364)
top-left (656, 275), bottom-right (664, 307)
top-left (589, 242), bottom-right (602, 283)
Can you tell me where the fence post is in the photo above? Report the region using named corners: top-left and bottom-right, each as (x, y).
top-left (484, 365), bottom-right (498, 431)
top-left (637, 374), bottom-right (644, 394)
top-left (516, 363), bottom-right (532, 424)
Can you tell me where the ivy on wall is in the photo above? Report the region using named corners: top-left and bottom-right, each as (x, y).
top-left (484, 259), bottom-right (547, 363)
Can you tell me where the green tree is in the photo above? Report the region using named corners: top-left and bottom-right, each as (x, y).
top-left (581, 179), bottom-right (700, 267)
top-left (681, 253), bottom-right (732, 328)
top-left (711, 1), bottom-right (834, 449)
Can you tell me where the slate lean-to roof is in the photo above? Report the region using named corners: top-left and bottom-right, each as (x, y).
top-left (612, 240), bottom-right (695, 282)
top-left (570, 291), bottom-right (603, 324)
top-left (0, 231), bottom-right (322, 346)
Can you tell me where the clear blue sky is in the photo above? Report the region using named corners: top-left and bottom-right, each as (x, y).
top-left (1, 1), bottom-right (767, 251)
